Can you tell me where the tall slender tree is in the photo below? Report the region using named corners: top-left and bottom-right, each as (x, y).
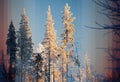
top-left (42, 6), bottom-right (59, 82)
top-left (61, 3), bottom-right (75, 82)
top-left (6, 21), bottom-right (17, 82)
top-left (17, 8), bottom-right (33, 82)
top-left (85, 53), bottom-right (91, 81)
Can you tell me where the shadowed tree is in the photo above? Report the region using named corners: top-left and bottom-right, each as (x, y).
top-left (6, 21), bottom-right (17, 82)
top-left (0, 50), bottom-right (8, 82)
top-left (89, 0), bottom-right (120, 81)
top-left (34, 53), bottom-right (43, 82)
top-left (17, 8), bottom-right (33, 82)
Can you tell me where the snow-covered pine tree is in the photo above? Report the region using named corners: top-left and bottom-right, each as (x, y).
top-left (42, 6), bottom-right (59, 82)
top-left (37, 43), bottom-right (45, 54)
top-left (6, 21), bottom-right (17, 82)
top-left (61, 3), bottom-right (75, 82)
top-left (17, 8), bottom-right (33, 82)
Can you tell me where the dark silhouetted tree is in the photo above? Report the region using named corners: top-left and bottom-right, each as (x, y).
top-left (6, 21), bottom-right (17, 82)
top-left (91, 0), bottom-right (120, 81)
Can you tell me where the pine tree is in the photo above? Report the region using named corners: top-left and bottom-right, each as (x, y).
top-left (0, 50), bottom-right (9, 82)
top-left (6, 21), bottom-right (17, 82)
top-left (34, 43), bottom-right (45, 82)
top-left (42, 6), bottom-right (59, 82)
top-left (17, 8), bottom-right (33, 82)
top-left (61, 3), bottom-right (75, 82)
top-left (85, 53), bottom-right (91, 81)
top-left (34, 53), bottom-right (43, 82)
top-left (37, 43), bottom-right (44, 54)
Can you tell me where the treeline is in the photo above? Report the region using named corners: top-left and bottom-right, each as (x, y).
top-left (6, 4), bottom-right (80, 82)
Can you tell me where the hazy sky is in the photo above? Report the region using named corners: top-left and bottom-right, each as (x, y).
top-left (2, 0), bottom-right (111, 74)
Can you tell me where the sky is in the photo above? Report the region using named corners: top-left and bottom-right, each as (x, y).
top-left (0, 0), bottom-right (112, 74)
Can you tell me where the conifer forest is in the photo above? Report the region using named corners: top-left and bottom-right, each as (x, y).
top-left (0, 0), bottom-right (120, 82)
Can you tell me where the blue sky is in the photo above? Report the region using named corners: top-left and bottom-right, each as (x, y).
top-left (9, 0), bottom-right (111, 73)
